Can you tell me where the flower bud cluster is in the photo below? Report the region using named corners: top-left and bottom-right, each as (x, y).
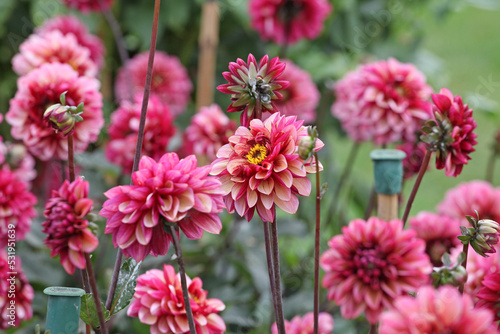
top-left (43, 91), bottom-right (84, 136)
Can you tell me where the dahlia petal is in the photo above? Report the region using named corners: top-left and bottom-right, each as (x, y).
top-left (257, 178), bottom-right (274, 195)
top-left (292, 177), bottom-right (311, 196)
top-left (274, 194), bottom-right (298, 214)
top-left (139, 308), bottom-right (158, 325)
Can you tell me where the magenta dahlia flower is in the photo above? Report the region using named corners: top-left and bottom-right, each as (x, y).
top-left (181, 104), bottom-right (237, 163)
top-left (211, 113), bottom-right (323, 222)
top-left (114, 51), bottom-right (192, 116)
top-left (61, 0), bottom-right (115, 13)
top-left (332, 58), bottom-right (433, 145)
top-left (12, 30), bottom-right (97, 77)
top-left (320, 217), bottom-right (432, 324)
top-left (476, 272), bottom-right (500, 323)
top-left (271, 312), bottom-right (334, 334)
top-left (128, 264), bottom-right (226, 334)
top-left (100, 153), bottom-right (225, 261)
top-left (422, 88), bottom-right (477, 177)
top-left (396, 140), bottom-right (429, 180)
top-left (42, 178), bottom-right (99, 275)
top-left (0, 141), bottom-right (36, 188)
top-left (379, 285), bottom-right (498, 334)
top-left (0, 169), bottom-right (37, 247)
top-left (249, 0), bottom-right (332, 45)
top-left (6, 63), bottom-right (103, 161)
top-left (0, 251), bottom-right (34, 329)
top-left (36, 15), bottom-right (105, 69)
top-left (217, 54), bottom-right (290, 127)
top-left (106, 94), bottom-right (176, 173)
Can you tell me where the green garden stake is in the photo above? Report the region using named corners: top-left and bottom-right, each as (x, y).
top-left (44, 287), bottom-right (85, 334)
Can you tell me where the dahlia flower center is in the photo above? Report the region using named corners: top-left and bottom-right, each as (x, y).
top-left (353, 248), bottom-right (387, 286)
top-left (278, 0), bottom-right (304, 22)
top-left (246, 144), bottom-right (268, 165)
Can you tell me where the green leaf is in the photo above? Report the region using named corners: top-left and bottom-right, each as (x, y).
top-left (459, 225), bottom-right (469, 235)
top-left (80, 294), bottom-right (110, 330)
top-left (110, 257), bottom-right (142, 315)
top-left (441, 252), bottom-right (451, 267)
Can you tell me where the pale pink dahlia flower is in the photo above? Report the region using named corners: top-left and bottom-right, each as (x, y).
top-left (100, 153), bottom-right (225, 261)
top-left (379, 285), bottom-right (498, 334)
top-left (62, 0), bottom-right (115, 13)
top-left (181, 104), bottom-right (237, 163)
top-left (106, 94), bottom-right (176, 173)
top-left (476, 272), bottom-right (500, 323)
top-left (409, 211), bottom-right (462, 266)
top-left (211, 113), bottom-right (323, 222)
top-left (0, 169), bottom-right (37, 247)
top-left (12, 30), bottom-right (97, 77)
top-left (36, 15), bottom-right (105, 69)
top-left (128, 264), bottom-right (226, 334)
top-left (6, 63), bottom-right (103, 161)
top-left (271, 312), bottom-right (334, 334)
top-left (0, 251), bottom-right (34, 329)
top-left (249, 0), bottom-right (333, 45)
top-left (396, 140), bottom-right (429, 180)
top-left (115, 51), bottom-right (192, 116)
top-left (320, 217), bottom-right (432, 324)
top-left (332, 58), bottom-right (433, 145)
top-left (0, 141), bottom-right (37, 188)
top-left (42, 178), bottom-right (99, 275)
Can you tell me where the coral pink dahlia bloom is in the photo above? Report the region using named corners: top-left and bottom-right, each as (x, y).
top-left (379, 285), bottom-right (498, 334)
top-left (271, 312), bottom-right (334, 334)
top-left (61, 0), bottom-right (115, 13)
top-left (211, 113), bottom-right (323, 222)
top-left (6, 63), bottom-right (103, 161)
top-left (115, 51), bottom-right (192, 116)
top-left (42, 178), bottom-right (99, 275)
top-left (332, 58), bottom-right (433, 145)
top-left (106, 94), bottom-right (176, 173)
top-left (100, 153), bottom-right (225, 261)
top-left (320, 217), bottom-right (432, 324)
top-left (128, 264), bottom-right (226, 334)
top-left (476, 272), bottom-right (500, 323)
top-left (249, 0), bottom-right (333, 45)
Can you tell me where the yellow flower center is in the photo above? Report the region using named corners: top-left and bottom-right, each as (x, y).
top-left (246, 144), bottom-right (268, 165)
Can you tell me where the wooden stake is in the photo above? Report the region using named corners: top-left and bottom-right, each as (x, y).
top-left (377, 193), bottom-right (398, 221)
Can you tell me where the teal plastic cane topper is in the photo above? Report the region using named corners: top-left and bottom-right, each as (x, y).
top-left (44, 286), bottom-right (85, 334)
top-left (370, 149), bottom-right (406, 195)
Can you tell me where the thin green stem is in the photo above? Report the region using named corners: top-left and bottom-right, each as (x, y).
top-left (458, 243), bottom-right (469, 294)
top-left (85, 253), bottom-right (108, 334)
top-left (67, 135), bottom-right (75, 182)
top-left (271, 215), bottom-right (286, 334)
top-left (313, 152), bottom-right (321, 334)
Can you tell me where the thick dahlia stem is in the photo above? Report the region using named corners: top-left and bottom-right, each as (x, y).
top-left (401, 150), bottom-right (432, 227)
top-left (363, 186), bottom-right (376, 220)
top-left (271, 216), bottom-right (286, 334)
top-left (170, 226), bottom-right (197, 334)
top-left (263, 221), bottom-right (278, 317)
top-left (458, 243), bottom-right (469, 294)
top-left (68, 135), bottom-right (76, 182)
top-left (369, 323), bottom-right (377, 334)
top-left (85, 253), bottom-right (108, 334)
top-left (313, 152), bottom-right (321, 334)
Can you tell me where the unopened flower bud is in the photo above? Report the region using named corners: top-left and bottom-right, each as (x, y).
top-left (431, 252), bottom-right (468, 287)
top-left (44, 104), bottom-right (75, 136)
top-left (459, 214), bottom-right (500, 257)
top-left (298, 135), bottom-right (315, 160)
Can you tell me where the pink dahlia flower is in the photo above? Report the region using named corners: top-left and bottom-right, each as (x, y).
top-left (211, 113), bottom-right (323, 222)
top-left (128, 264), bottom-right (226, 334)
top-left (36, 15), bottom-right (105, 69)
top-left (0, 251), bottom-right (34, 329)
top-left (332, 58), bottom-right (433, 145)
top-left (249, 0), bottom-right (333, 45)
top-left (476, 272), bottom-right (500, 323)
top-left (100, 153), bottom-right (225, 261)
top-left (396, 140), bottom-right (429, 180)
top-left (217, 54), bottom-right (290, 127)
top-left (106, 94), bottom-right (176, 173)
top-left (42, 178), bottom-right (99, 275)
top-left (6, 63), bottom-right (103, 161)
top-left (409, 212), bottom-right (462, 266)
top-left (271, 312), bottom-right (334, 334)
top-left (115, 51), bottom-right (192, 116)
top-left (61, 0), bottom-right (115, 13)
top-left (181, 104), bottom-right (237, 163)
top-left (0, 169), bottom-right (37, 247)
top-left (320, 217), bottom-right (432, 324)
top-left (12, 30), bottom-right (97, 77)
top-left (0, 141), bottom-right (36, 188)
top-left (379, 285), bottom-right (498, 334)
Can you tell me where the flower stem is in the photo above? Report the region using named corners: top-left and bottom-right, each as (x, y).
top-left (271, 216), bottom-right (286, 334)
top-left (170, 226), bottom-right (197, 334)
top-left (401, 150), bottom-right (432, 227)
top-left (68, 135), bottom-right (75, 182)
top-left (364, 186), bottom-right (376, 220)
top-left (85, 253), bottom-right (108, 334)
top-left (369, 323), bottom-right (377, 334)
top-left (263, 221), bottom-right (278, 316)
top-left (313, 152), bottom-right (321, 334)
top-left (458, 243), bottom-right (469, 294)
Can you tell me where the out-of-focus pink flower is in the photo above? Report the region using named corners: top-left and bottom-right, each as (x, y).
top-left (0, 251), bottom-right (34, 329)
top-left (217, 54), bottom-right (289, 127)
top-left (42, 178), bottom-right (99, 275)
top-left (12, 30), bottom-right (97, 77)
top-left (106, 94), bottom-right (176, 173)
top-left (128, 265), bottom-right (226, 334)
top-left (249, 0), bottom-right (332, 45)
top-left (263, 60), bottom-right (319, 123)
top-left (100, 153), bottom-right (225, 261)
top-left (379, 285), bottom-right (498, 334)
top-left (320, 217), bottom-right (432, 324)
top-left (332, 58), bottom-right (433, 145)
top-left (36, 15), bottom-right (105, 69)
top-left (181, 104), bottom-right (237, 163)
top-left (115, 51), bottom-right (192, 116)
top-left (437, 180), bottom-right (500, 225)
top-left (0, 141), bottom-right (36, 188)
top-left (61, 0), bottom-right (115, 13)
top-left (6, 63), bottom-right (103, 161)
top-left (0, 169), bottom-right (37, 247)
top-left (396, 140), bottom-right (429, 180)
top-left (271, 312), bottom-right (334, 334)
top-left (211, 113), bottom-right (323, 222)
top-left (422, 88), bottom-right (477, 177)
top-left (476, 272), bottom-right (500, 323)
top-left (409, 212), bottom-right (462, 266)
